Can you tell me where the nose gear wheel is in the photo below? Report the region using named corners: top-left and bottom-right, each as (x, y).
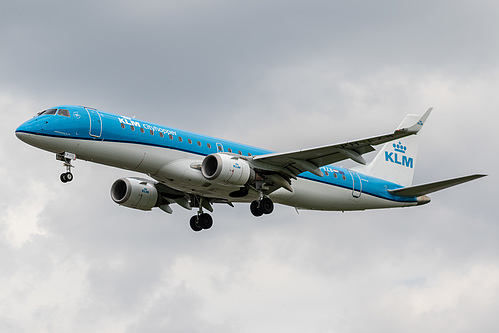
top-left (60, 172), bottom-right (73, 183)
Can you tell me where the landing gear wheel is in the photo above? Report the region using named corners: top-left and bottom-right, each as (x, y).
top-left (250, 200), bottom-right (264, 217)
top-left (60, 172), bottom-right (73, 183)
top-left (260, 197), bottom-right (274, 215)
top-left (189, 216), bottom-right (203, 232)
top-left (199, 213), bottom-right (213, 230)
top-left (65, 172), bottom-right (73, 182)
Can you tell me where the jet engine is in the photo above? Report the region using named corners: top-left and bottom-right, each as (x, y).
top-left (201, 153), bottom-right (254, 186)
top-left (110, 177), bottom-right (161, 210)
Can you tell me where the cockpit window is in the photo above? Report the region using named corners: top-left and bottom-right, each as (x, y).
top-left (37, 108), bottom-right (57, 116)
top-left (36, 108), bottom-right (71, 117)
top-left (57, 109), bottom-right (70, 117)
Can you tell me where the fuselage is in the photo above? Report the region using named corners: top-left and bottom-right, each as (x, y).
top-left (15, 105), bottom-right (418, 212)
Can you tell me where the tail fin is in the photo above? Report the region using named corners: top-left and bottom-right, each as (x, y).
top-left (356, 109), bottom-right (432, 186)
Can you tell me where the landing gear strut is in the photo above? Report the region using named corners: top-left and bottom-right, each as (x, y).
top-left (250, 197), bottom-right (274, 217)
top-left (56, 152), bottom-right (76, 183)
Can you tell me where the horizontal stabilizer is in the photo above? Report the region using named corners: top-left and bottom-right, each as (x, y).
top-left (388, 174), bottom-right (486, 197)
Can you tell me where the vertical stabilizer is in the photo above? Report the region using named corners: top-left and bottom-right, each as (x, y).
top-left (356, 111), bottom-right (430, 186)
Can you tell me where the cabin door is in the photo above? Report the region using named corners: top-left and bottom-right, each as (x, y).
top-left (350, 171), bottom-right (362, 198)
top-left (86, 108), bottom-right (102, 137)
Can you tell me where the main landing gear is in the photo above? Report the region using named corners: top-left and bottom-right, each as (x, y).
top-left (56, 152), bottom-right (76, 183)
top-left (250, 197), bottom-right (274, 217)
top-left (189, 197), bottom-right (214, 232)
top-left (189, 213), bottom-right (213, 232)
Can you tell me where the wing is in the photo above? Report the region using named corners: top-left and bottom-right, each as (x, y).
top-left (251, 108), bottom-right (432, 178)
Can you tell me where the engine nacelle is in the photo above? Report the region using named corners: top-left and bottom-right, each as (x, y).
top-left (110, 177), bottom-right (160, 211)
top-left (201, 153), bottom-right (254, 186)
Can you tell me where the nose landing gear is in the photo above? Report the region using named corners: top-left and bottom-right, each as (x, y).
top-left (56, 152), bottom-right (76, 183)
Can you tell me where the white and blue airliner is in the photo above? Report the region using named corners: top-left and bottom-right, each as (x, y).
top-left (15, 106), bottom-right (485, 231)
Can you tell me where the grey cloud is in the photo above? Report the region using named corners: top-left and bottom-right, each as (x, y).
top-left (3, 1), bottom-right (498, 117)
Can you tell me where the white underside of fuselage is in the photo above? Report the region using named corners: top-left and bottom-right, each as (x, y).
top-left (19, 133), bottom-right (416, 211)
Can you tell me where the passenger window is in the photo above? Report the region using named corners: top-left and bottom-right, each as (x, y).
top-left (197, 141), bottom-right (201, 146)
top-left (238, 151), bottom-right (242, 155)
top-left (188, 139), bottom-right (192, 144)
top-left (121, 123), bottom-right (125, 129)
top-left (57, 109), bottom-right (70, 117)
top-left (333, 173), bottom-right (338, 178)
top-left (131, 125), bottom-right (135, 131)
top-left (150, 130), bottom-right (154, 135)
top-left (159, 132), bottom-right (164, 138)
top-left (169, 134), bottom-right (173, 139)
top-left (179, 137), bottom-right (183, 142)
top-left (140, 128), bottom-right (145, 133)
top-left (342, 175), bottom-right (346, 180)
top-left (227, 148), bottom-right (232, 153)
top-left (207, 143), bottom-right (211, 149)
top-left (325, 171), bottom-right (329, 176)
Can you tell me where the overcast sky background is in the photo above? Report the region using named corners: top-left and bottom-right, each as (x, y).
top-left (1, 0), bottom-right (497, 332)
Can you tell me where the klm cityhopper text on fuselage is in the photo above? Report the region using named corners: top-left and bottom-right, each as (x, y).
top-left (15, 105), bottom-right (485, 232)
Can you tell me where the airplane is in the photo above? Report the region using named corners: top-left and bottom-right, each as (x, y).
top-left (15, 105), bottom-right (485, 231)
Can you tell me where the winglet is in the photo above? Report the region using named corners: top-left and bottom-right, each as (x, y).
top-left (399, 107), bottom-right (433, 134)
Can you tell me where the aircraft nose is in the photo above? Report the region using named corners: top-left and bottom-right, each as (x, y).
top-left (15, 118), bottom-right (41, 144)
top-left (15, 128), bottom-right (24, 138)
top-left (16, 118), bottom-right (32, 132)
top-left (16, 123), bottom-right (32, 144)
top-left (15, 130), bottom-right (29, 144)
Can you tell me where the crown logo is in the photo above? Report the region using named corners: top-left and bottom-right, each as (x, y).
top-left (393, 142), bottom-right (407, 154)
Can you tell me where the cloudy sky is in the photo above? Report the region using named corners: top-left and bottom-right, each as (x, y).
top-left (1, 0), bottom-right (497, 332)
